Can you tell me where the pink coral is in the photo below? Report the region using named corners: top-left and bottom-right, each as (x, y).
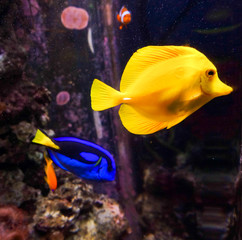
top-left (56, 91), bottom-right (70, 105)
top-left (61, 6), bottom-right (89, 30)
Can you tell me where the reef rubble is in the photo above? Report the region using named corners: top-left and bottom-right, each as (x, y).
top-left (32, 178), bottom-right (129, 240)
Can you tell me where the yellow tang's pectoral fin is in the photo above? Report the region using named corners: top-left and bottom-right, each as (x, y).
top-left (32, 129), bottom-right (60, 149)
top-left (119, 104), bottom-right (167, 135)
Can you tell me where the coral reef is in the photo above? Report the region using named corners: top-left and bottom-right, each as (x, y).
top-left (0, 205), bottom-right (30, 240)
top-left (0, 169), bottom-right (40, 207)
top-left (32, 178), bottom-right (129, 240)
top-left (0, 0), bottom-right (51, 219)
top-left (0, 1), bottom-right (130, 240)
top-left (0, 83), bottom-right (51, 166)
top-left (0, 82), bottom-right (51, 127)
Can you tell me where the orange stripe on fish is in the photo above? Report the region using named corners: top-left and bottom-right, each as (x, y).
top-left (117, 6), bottom-right (131, 30)
top-left (44, 152), bottom-right (57, 192)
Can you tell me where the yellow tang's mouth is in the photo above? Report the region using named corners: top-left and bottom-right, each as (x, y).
top-left (200, 77), bottom-right (233, 96)
top-left (213, 79), bottom-right (233, 96)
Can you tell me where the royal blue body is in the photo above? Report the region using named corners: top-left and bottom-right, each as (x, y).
top-left (47, 137), bottom-right (116, 181)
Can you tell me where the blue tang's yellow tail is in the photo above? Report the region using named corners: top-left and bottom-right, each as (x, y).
top-left (32, 129), bottom-right (60, 150)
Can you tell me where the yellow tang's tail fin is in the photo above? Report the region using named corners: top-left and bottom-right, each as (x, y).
top-left (32, 129), bottom-right (60, 150)
top-left (91, 79), bottom-right (123, 111)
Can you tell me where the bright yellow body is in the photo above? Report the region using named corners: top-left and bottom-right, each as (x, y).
top-left (122, 55), bottom-right (207, 121)
top-left (91, 46), bottom-right (233, 134)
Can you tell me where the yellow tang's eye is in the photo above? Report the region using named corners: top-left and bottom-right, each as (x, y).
top-left (205, 69), bottom-right (216, 78)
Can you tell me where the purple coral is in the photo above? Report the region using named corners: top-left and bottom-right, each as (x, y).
top-left (21, 0), bottom-right (40, 16)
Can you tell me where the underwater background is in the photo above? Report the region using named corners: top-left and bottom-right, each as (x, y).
top-left (0, 0), bottom-right (241, 239)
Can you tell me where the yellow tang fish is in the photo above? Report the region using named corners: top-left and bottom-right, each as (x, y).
top-left (90, 46), bottom-right (233, 135)
top-left (44, 153), bottom-right (57, 192)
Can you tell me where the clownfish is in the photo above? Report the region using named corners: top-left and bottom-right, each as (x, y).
top-left (32, 129), bottom-right (116, 181)
top-left (117, 6), bottom-right (131, 30)
top-left (44, 152), bottom-right (57, 192)
top-left (90, 45), bottom-right (233, 135)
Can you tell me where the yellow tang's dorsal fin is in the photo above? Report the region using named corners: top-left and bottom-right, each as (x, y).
top-left (119, 104), bottom-right (167, 135)
top-left (32, 129), bottom-right (60, 149)
top-left (120, 45), bottom-right (202, 92)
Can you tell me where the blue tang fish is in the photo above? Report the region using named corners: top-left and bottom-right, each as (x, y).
top-left (32, 129), bottom-right (116, 181)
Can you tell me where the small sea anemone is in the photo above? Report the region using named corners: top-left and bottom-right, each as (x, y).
top-left (56, 91), bottom-right (70, 105)
top-left (61, 6), bottom-right (89, 30)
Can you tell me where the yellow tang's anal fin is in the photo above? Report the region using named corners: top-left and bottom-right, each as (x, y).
top-left (119, 104), bottom-right (167, 135)
top-left (32, 129), bottom-right (60, 149)
top-left (166, 114), bottom-right (190, 129)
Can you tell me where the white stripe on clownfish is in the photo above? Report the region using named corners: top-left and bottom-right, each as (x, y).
top-left (121, 11), bottom-right (131, 23)
top-left (119, 6), bottom-right (125, 16)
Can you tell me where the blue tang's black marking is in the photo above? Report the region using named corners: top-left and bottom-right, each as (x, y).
top-left (48, 137), bottom-right (116, 181)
